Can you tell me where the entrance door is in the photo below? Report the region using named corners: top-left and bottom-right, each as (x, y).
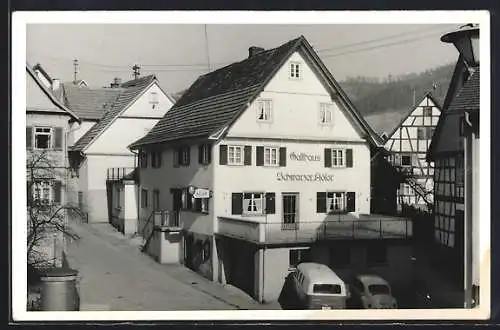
top-left (172, 189), bottom-right (183, 226)
top-left (282, 193), bottom-right (299, 230)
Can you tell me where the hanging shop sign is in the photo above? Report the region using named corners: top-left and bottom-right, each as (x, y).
top-left (193, 188), bottom-right (211, 199)
top-left (289, 152), bottom-right (321, 162)
top-left (276, 172), bottom-right (334, 182)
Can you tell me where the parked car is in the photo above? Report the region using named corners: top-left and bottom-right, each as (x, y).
top-left (287, 262), bottom-right (349, 310)
top-left (348, 274), bottom-right (398, 309)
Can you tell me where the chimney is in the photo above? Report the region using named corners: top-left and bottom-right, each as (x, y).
top-left (51, 78), bottom-right (60, 91)
top-left (248, 46), bottom-right (265, 58)
top-left (110, 77), bottom-right (122, 88)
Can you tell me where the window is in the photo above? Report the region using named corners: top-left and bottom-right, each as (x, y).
top-left (282, 193), bottom-right (299, 229)
top-left (149, 91), bottom-right (159, 109)
top-left (290, 62), bottom-right (301, 79)
top-left (401, 154), bottom-right (412, 166)
top-left (198, 144), bottom-right (212, 165)
top-left (174, 147), bottom-right (190, 167)
top-left (32, 181), bottom-right (53, 204)
top-left (194, 197), bottom-right (210, 214)
top-left (256, 99), bottom-right (272, 122)
top-left (327, 192), bottom-right (345, 213)
top-left (34, 127), bottom-right (52, 149)
top-left (368, 284), bottom-right (390, 295)
top-left (228, 145), bottom-right (244, 165)
top-left (331, 149), bottom-right (345, 167)
top-left (313, 284), bottom-right (342, 294)
top-left (153, 189), bottom-right (160, 211)
top-left (417, 127), bottom-right (434, 139)
top-left (400, 183), bottom-right (413, 196)
top-left (264, 147), bottom-right (279, 166)
top-left (151, 151), bottom-right (162, 168)
top-left (367, 244), bottom-right (387, 265)
top-left (289, 248), bottom-right (311, 268)
top-left (243, 192), bottom-right (264, 215)
top-left (423, 106), bottom-right (433, 117)
top-left (141, 188), bottom-right (148, 208)
top-left (319, 103), bottom-right (333, 125)
top-left (139, 151), bottom-right (148, 168)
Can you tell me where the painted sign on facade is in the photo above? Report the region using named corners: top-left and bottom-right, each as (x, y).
top-left (289, 152), bottom-right (321, 162)
top-left (276, 172), bottom-right (334, 182)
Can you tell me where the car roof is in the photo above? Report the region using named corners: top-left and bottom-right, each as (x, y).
top-left (356, 274), bottom-right (389, 285)
top-left (296, 262), bottom-right (343, 283)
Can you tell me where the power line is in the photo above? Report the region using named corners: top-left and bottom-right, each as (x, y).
top-left (316, 25), bottom-right (451, 54)
top-left (321, 30), bottom-right (450, 59)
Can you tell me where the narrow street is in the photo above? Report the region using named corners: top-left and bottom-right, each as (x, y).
top-left (65, 220), bottom-right (280, 311)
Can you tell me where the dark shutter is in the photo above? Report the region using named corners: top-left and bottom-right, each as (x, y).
top-left (173, 149), bottom-right (180, 168)
top-left (346, 149), bottom-right (353, 168)
top-left (219, 145), bottom-right (228, 165)
top-left (26, 127), bottom-right (33, 149)
top-left (157, 151), bottom-right (162, 167)
top-left (346, 192), bottom-right (356, 212)
top-left (186, 190), bottom-right (193, 210)
top-left (324, 148), bottom-right (332, 168)
top-left (316, 192), bottom-right (327, 213)
top-left (198, 145), bottom-right (203, 164)
top-left (244, 146), bottom-right (252, 165)
top-left (144, 151), bottom-right (148, 168)
top-left (27, 181), bottom-right (32, 204)
top-left (207, 144), bottom-right (212, 164)
top-left (54, 127), bottom-right (63, 150)
top-left (194, 197), bottom-right (202, 212)
top-left (185, 147), bottom-right (191, 166)
top-left (53, 180), bottom-right (62, 204)
top-left (231, 193), bottom-right (243, 215)
top-left (256, 146), bottom-right (264, 166)
top-left (265, 193), bottom-right (275, 214)
top-left (279, 147), bottom-right (287, 167)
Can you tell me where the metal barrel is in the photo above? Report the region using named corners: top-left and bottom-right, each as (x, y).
top-left (39, 267), bottom-right (79, 311)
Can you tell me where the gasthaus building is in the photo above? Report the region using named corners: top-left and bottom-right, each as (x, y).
top-left (129, 36), bottom-right (414, 303)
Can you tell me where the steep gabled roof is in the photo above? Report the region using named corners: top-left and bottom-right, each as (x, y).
top-left (427, 66), bottom-right (479, 160)
top-left (26, 63), bottom-right (80, 122)
top-left (71, 75), bottom-right (156, 152)
top-left (63, 84), bottom-right (123, 120)
top-left (129, 36), bottom-right (382, 149)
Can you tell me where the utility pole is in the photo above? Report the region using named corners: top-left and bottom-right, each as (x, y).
top-left (73, 59), bottom-right (79, 83)
top-left (132, 64), bottom-right (141, 79)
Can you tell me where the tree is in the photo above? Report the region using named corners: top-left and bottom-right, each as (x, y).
top-left (26, 150), bottom-right (82, 268)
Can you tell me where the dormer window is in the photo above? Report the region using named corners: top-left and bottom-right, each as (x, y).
top-left (256, 99), bottom-right (272, 122)
top-left (290, 62), bottom-right (301, 79)
top-left (149, 91), bottom-right (159, 109)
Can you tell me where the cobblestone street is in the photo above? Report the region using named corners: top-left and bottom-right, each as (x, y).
top-left (65, 221), bottom-right (281, 311)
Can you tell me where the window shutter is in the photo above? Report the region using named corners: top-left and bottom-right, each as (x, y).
top-left (198, 145), bottom-right (203, 164)
top-left (194, 197), bottom-right (202, 212)
top-left (265, 192), bottom-right (275, 214)
top-left (26, 127), bottom-right (33, 149)
top-left (172, 149), bottom-right (179, 167)
top-left (316, 192), bottom-right (326, 213)
top-left (244, 146), bottom-right (252, 166)
top-left (53, 180), bottom-right (62, 204)
top-left (186, 147), bottom-right (191, 165)
top-left (324, 148), bottom-right (332, 168)
top-left (346, 192), bottom-right (356, 212)
top-left (346, 149), bottom-right (353, 168)
top-left (279, 147), bottom-right (287, 167)
top-left (27, 181), bottom-right (32, 204)
top-left (54, 127), bottom-right (63, 150)
top-left (219, 145), bottom-right (228, 165)
top-left (231, 193), bottom-right (243, 215)
top-left (207, 144), bottom-right (212, 164)
top-left (144, 151), bottom-right (148, 168)
top-left (256, 146), bottom-right (264, 166)
top-left (157, 152), bottom-right (162, 167)
top-left (186, 190), bottom-right (193, 210)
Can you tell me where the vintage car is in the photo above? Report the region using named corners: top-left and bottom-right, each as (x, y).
top-left (348, 274), bottom-right (398, 309)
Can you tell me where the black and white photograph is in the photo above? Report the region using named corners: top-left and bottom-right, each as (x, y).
top-left (12, 10), bottom-right (490, 321)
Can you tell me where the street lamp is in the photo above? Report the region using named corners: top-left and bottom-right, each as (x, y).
top-left (441, 23), bottom-right (480, 68)
top-left (441, 23), bottom-right (480, 309)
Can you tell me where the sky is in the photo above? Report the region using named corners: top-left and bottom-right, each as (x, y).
top-left (26, 23), bottom-right (461, 94)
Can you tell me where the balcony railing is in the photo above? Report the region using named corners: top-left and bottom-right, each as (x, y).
top-left (106, 167), bottom-right (135, 181)
top-left (217, 215), bottom-right (412, 244)
top-left (153, 210), bottom-right (181, 228)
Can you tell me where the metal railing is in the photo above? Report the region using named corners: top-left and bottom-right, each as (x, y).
top-left (217, 217), bottom-right (412, 244)
top-left (106, 167), bottom-right (135, 181)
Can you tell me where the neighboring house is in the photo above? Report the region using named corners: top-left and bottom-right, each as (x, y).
top-left (129, 36), bottom-right (414, 303)
top-left (427, 52), bottom-right (480, 307)
top-left (26, 63), bottom-right (81, 267)
top-left (68, 75), bottom-right (175, 224)
top-left (382, 93), bottom-right (442, 211)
